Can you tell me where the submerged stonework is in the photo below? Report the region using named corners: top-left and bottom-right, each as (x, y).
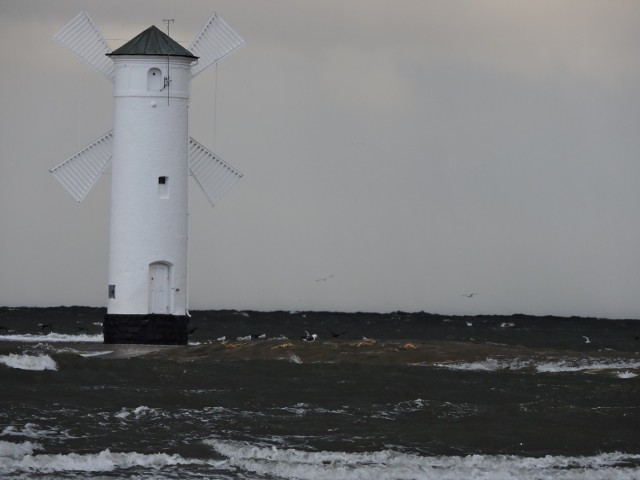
top-left (103, 314), bottom-right (188, 345)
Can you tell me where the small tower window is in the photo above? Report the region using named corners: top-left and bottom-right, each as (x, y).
top-left (158, 176), bottom-right (169, 198)
top-left (147, 68), bottom-right (163, 91)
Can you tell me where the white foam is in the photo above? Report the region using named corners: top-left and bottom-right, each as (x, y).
top-left (1, 424), bottom-right (72, 440)
top-left (0, 333), bottom-right (102, 343)
top-left (78, 350), bottom-right (112, 357)
top-left (204, 440), bottom-right (640, 480)
top-left (280, 403), bottom-right (309, 416)
top-left (616, 371), bottom-right (638, 379)
top-left (289, 354), bottom-right (303, 364)
top-left (0, 353), bottom-right (57, 371)
top-left (535, 360), bottom-right (640, 373)
top-left (0, 440), bottom-right (42, 460)
top-left (433, 357), bottom-right (640, 375)
top-left (433, 358), bottom-right (534, 372)
top-left (0, 448), bottom-right (220, 474)
top-left (114, 406), bottom-right (169, 421)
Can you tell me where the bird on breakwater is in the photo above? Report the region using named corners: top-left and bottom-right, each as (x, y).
top-left (301, 331), bottom-right (317, 342)
top-left (216, 336), bottom-right (226, 342)
top-left (252, 333), bottom-right (267, 340)
top-left (236, 335), bottom-right (252, 341)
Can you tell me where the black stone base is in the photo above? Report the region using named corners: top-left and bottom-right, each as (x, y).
top-left (103, 314), bottom-right (188, 345)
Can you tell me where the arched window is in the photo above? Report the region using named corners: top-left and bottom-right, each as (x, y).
top-left (147, 68), bottom-right (162, 91)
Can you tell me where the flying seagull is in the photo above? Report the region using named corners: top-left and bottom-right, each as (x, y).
top-left (461, 293), bottom-right (478, 298)
top-left (315, 274), bottom-right (335, 282)
top-left (327, 327), bottom-right (347, 338)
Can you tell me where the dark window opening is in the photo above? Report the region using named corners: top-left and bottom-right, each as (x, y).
top-left (108, 285), bottom-right (116, 299)
top-left (158, 176), bottom-right (169, 198)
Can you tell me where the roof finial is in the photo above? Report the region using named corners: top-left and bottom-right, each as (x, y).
top-left (163, 18), bottom-right (174, 37)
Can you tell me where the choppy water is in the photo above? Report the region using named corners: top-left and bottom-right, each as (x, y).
top-left (0, 307), bottom-right (639, 479)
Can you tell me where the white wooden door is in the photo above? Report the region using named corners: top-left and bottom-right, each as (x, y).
top-left (149, 263), bottom-right (170, 314)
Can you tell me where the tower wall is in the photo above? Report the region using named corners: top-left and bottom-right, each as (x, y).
top-left (105, 56), bottom-right (194, 343)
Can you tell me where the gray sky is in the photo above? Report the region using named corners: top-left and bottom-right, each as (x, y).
top-left (1, 0), bottom-right (639, 317)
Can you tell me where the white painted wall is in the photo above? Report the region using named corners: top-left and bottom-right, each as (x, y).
top-left (107, 56), bottom-right (194, 315)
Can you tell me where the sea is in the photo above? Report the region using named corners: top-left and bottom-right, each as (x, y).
top-left (0, 306), bottom-right (639, 479)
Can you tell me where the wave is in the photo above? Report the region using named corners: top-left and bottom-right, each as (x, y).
top-left (0, 440), bottom-right (42, 460)
top-left (114, 406), bottom-right (170, 421)
top-left (204, 439), bottom-right (640, 480)
top-left (433, 357), bottom-right (640, 375)
top-left (1, 439), bottom-right (639, 479)
top-left (0, 333), bottom-right (102, 343)
top-left (0, 353), bottom-right (57, 371)
top-left (78, 350), bottom-right (113, 357)
top-left (2, 424), bottom-right (76, 441)
top-left (0, 441), bottom-right (226, 476)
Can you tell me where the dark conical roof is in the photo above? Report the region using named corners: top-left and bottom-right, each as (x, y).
top-left (107, 25), bottom-right (198, 59)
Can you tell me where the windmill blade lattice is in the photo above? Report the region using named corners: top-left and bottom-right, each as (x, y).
top-left (189, 13), bottom-right (245, 78)
top-left (189, 137), bottom-right (243, 206)
top-left (50, 131), bottom-right (113, 202)
top-left (53, 11), bottom-right (115, 82)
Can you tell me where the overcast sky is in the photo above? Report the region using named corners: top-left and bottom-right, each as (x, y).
top-left (1, 0), bottom-right (639, 317)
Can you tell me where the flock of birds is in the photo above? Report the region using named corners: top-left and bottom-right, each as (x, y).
top-left (214, 327), bottom-right (350, 344)
top-left (206, 321), bottom-right (600, 346)
top-left (0, 320), bottom-right (595, 345)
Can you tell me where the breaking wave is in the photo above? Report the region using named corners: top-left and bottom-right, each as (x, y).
top-left (0, 440), bottom-right (42, 460)
top-left (433, 357), bottom-right (640, 375)
top-left (0, 353), bottom-right (57, 371)
top-left (0, 441), bottom-right (224, 476)
top-left (204, 439), bottom-right (640, 480)
top-left (0, 333), bottom-right (102, 343)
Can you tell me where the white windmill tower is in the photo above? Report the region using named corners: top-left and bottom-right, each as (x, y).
top-left (50, 12), bottom-right (245, 345)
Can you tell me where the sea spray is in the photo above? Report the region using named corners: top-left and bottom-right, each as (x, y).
top-left (0, 353), bottom-right (57, 371)
top-left (0, 440), bottom-right (43, 460)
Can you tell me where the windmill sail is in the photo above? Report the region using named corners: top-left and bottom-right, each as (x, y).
top-left (189, 137), bottom-right (243, 206)
top-left (189, 13), bottom-right (245, 78)
top-left (54, 11), bottom-right (115, 82)
top-left (50, 131), bottom-right (113, 202)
